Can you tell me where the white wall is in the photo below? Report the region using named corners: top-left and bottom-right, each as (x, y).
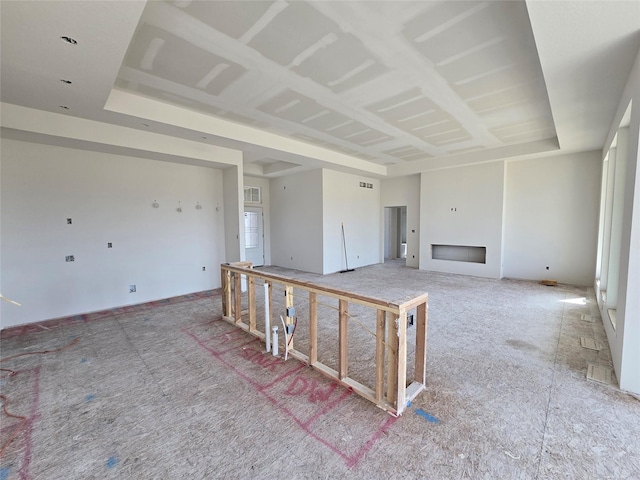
top-left (597, 47), bottom-right (640, 395)
top-left (503, 151), bottom-right (601, 286)
top-left (223, 165), bottom-right (244, 262)
top-left (322, 169), bottom-right (380, 274)
top-left (381, 175), bottom-right (420, 267)
top-left (270, 169), bottom-right (324, 274)
top-left (419, 162), bottom-right (505, 277)
top-left (243, 175), bottom-right (272, 266)
top-left (0, 139), bottom-right (226, 328)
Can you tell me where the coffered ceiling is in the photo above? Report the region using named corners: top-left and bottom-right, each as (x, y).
top-left (115, 0), bottom-right (555, 166)
top-left (1, 1), bottom-right (639, 177)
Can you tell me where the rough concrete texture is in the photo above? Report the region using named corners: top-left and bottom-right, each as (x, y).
top-left (1, 260), bottom-right (639, 479)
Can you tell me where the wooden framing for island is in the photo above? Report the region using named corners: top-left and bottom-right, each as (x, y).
top-left (220, 262), bottom-right (428, 416)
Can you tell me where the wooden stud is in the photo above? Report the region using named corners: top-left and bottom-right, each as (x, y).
top-left (248, 276), bottom-right (256, 332)
top-left (290, 353), bottom-right (398, 415)
top-left (309, 291), bottom-right (318, 365)
top-left (230, 271), bottom-right (235, 318)
top-left (229, 261), bottom-right (253, 268)
top-left (234, 273), bottom-right (242, 324)
top-left (338, 299), bottom-right (349, 380)
top-left (221, 263), bottom-right (401, 312)
top-left (414, 300), bottom-right (428, 385)
top-left (397, 293), bottom-right (429, 312)
top-left (267, 281), bottom-right (273, 335)
top-left (218, 263), bottom-right (428, 416)
top-left (221, 268), bottom-right (227, 316)
top-left (222, 269), bottom-right (232, 317)
top-left (386, 313), bottom-right (399, 407)
top-left (375, 309), bottom-right (386, 401)
top-left (396, 311), bottom-right (408, 413)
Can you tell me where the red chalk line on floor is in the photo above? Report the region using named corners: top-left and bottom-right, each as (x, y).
top-left (183, 326), bottom-right (397, 468)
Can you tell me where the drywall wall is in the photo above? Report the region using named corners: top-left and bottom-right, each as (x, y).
top-left (270, 169), bottom-right (324, 274)
top-left (243, 175), bottom-right (272, 266)
top-left (0, 139), bottom-right (226, 328)
top-left (223, 165), bottom-right (244, 262)
top-left (503, 151), bottom-right (601, 286)
top-left (419, 162), bottom-right (505, 277)
top-left (322, 169), bottom-right (380, 274)
top-left (381, 175), bottom-right (420, 268)
top-left (597, 47), bottom-right (640, 395)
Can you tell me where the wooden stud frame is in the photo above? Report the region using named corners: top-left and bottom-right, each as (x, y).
top-left (220, 262), bottom-right (428, 416)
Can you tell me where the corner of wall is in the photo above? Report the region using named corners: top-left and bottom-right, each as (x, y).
top-left (223, 165), bottom-right (245, 262)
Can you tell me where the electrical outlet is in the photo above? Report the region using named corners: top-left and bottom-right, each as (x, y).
top-left (129, 285), bottom-right (136, 293)
top-left (202, 266), bottom-right (206, 271)
top-left (107, 242), bottom-right (112, 248)
top-left (407, 314), bottom-right (414, 327)
top-left (67, 218), bottom-right (72, 224)
top-left (65, 255), bottom-right (75, 262)
top-left (546, 266), bottom-right (550, 270)
top-left (286, 307), bottom-right (295, 317)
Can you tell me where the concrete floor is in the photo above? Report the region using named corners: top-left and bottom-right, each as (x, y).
top-left (1, 261), bottom-right (639, 479)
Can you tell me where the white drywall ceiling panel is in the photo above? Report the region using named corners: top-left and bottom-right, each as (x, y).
top-left (526, 0), bottom-right (640, 151)
top-left (1, 0), bottom-right (635, 176)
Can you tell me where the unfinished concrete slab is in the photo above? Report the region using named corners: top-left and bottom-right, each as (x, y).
top-left (1, 261), bottom-right (639, 478)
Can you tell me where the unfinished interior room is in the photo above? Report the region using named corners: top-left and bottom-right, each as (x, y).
top-left (1, 0), bottom-right (639, 478)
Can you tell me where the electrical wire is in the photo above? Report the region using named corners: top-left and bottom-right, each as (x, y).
top-left (287, 318), bottom-right (298, 347)
top-left (279, 315), bottom-right (288, 361)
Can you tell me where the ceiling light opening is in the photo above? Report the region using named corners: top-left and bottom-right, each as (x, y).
top-left (60, 36), bottom-right (77, 45)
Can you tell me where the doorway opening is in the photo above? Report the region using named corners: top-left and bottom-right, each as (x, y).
top-left (384, 206), bottom-right (407, 264)
top-left (244, 206), bottom-right (264, 267)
